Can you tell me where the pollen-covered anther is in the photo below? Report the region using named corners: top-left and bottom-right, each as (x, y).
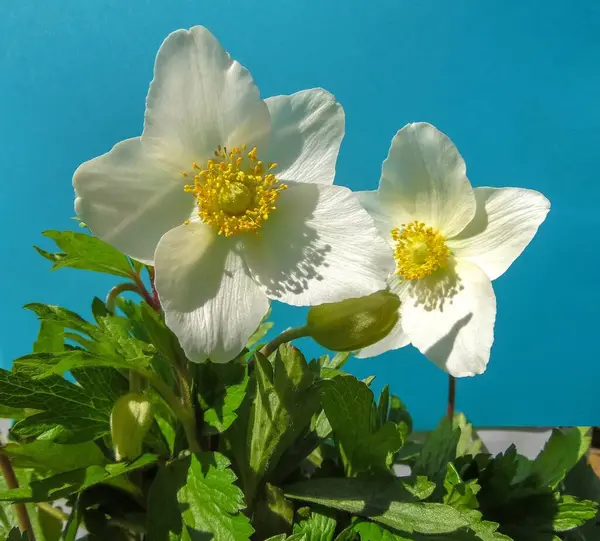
top-left (183, 146), bottom-right (287, 236)
top-left (392, 221), bottom-right (450, 280)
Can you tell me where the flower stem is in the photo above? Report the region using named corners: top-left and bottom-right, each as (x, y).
top-left (131, 273), bottom-right (161, 311)
top-left (446, 375), bottom-right (456, 419)
top-left (105, 282), bottom-right (141, 313)
top-left (0, 449), bottom-right (35, 540)
top-left (37, 502), bottom-right (68, 522)
top-left (137, 370), bottom-right (200, 453)
top-left (260, 326), bottom-right (310, 358)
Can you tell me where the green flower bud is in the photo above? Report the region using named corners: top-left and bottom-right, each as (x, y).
top-left (110, 393), bottom-right (153, 461)
top-left (306, 290), bottom-right (400, 351)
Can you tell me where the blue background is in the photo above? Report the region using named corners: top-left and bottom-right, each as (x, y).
top-left (1, 1), bottom-right (598, 429)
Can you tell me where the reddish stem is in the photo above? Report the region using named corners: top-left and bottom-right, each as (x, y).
top-left (0, 451), bottom-right (35, 540)
top-left (132, 273), bottom-right (160, 311)
top-left (446, 375), bottom-right (456, 419)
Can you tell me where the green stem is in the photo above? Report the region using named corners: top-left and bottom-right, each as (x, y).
top-left (137, 370), bottom-right (200, 453)
top-left (260, 326), bottom-right (310, 358)
top-left (37, 502), bottom-right (68, 522)
top-left (105, 283), bottom-right (140, 313)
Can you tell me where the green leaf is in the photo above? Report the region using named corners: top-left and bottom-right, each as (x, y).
top-left (352, 521), bottom-right (411, 540)
top-left (531, 428), bottom-right (591, 489)
top-left (139, 304), bottom-right (186, 366)
top-left (377, 386), bottom-right (391, 429)
top-left (37, 506), bottom-right (62, 541)
top-left (196, 361), bottom-right (249, 434)
top-left (0, 406), bottom-right (31, 421)
top-left (36, 230), bottom-right (134, 277)
top-left (25, 303), bottom-right (153, 369)
top-left (4, 364), bottom-right (130, 445)
top-left (17, 351), bottom-right (150, 380)
top-left (562, 457), bottom-right (600, 540)
top-left (0, 368), bottom-right (114, 443)
top-left (33, 321), bottom-right (65, 354)
top-left (147, 452), bottom-right (253, 541)
top-left (412, 417), bottom-right (461, 497)
top-left (62, 496), bottom-right (83, 541)
top-left (3, 441), bottom-right (105, 472)
top-left (552, 496), bottom-right (598, 532)
top-left (293, 506), bottom-right (337, 541)
top-left (246, 311), bottom-right (274, 350)
top-left (285, 477), bottom-right (480, 535)
top-left (0, 454), bottom-right (156, 502)
top-left (253, 483), bottom-right (294, 539)
top-left (443, 463), bottom-right (480, 510)
top-left (227, 346), bottom-right (321, 501)
top-left (321, 375), bottom-right (404, 475)
top-left (453, 414), bottom-right (485, 457)
top-left (6, 527), bottom-right (28, 541)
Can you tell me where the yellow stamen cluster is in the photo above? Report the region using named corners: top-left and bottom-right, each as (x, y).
top-left (183, 145), bottom-right (287, 236)
top-left (392, 221), bottom-right (450, 280)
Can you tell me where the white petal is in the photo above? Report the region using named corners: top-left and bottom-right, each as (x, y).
top-left (355, 190), bottom-right (396, 247)
top-left (243, 183), bottom-right (394, 306)
top-left (265, 89), bottom-right (344, 185)
top-left (399, 259), bottom-right (496, 377)
top-left (380, 123), bottom-right (475, 237)
top-left (73, 137), bottom-right (193, 264)
top-left (154, 221), bottom-right (269, 363)
top-left (447, 187), bottom-right (550, 281)
top-left (143, 26), bottom-right (270, 165)
top-left (355, 277), bottom-right (410, 358)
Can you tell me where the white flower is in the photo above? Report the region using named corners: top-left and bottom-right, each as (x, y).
top-left (73, 26), bottom-right (393, 363)
top-left (356, 123), bottom-right (550, 377)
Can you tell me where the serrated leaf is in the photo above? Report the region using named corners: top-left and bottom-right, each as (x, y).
top-left (321, 375), bottom-right (404, 475)
top-left (552, 496), bottom-right (598, 532)
top-left (413, 418), bottom-right (461, 497)
top-left (0, 454), bottom-right (156, 502)
top-left (17, 351), bottom-right (150, 380)
top-left (285, 477), bottom-right (480, 535)
top-left (227, 346), bottom-right (321, 502)
top-left (453, 414), bottom-right (485, 457)
top-left (389, 395), bottom-right (412, 435)
top-left (293, 506), bottom-right (337, 541)
top-left (25, 303), bottom-right (153, 368)
top-left (532, 428), bottom-right (591, 489)
top-left (443, 463), bottom-right (480, 510)
top-left (0, 368), bottom-right (114, 443)
top-left (147, 452), bottom-right (253, 541)
top-left (196, 361), bottom-right (249, 434)
top-left (36, 230), bottom-right (134, 277)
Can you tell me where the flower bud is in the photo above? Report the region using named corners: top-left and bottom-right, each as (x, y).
top-left (306, 290), bottom-right (400, 351)
top-left (110, 393), bottom-right (153, 461)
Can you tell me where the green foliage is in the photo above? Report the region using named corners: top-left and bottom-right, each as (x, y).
top-left (147, 452), bottom-right (253, 540)
top-left (0, 230), bottom-right (595, 540)
top-left (35, 230), bottom-right (135, 277)
top-left (321, 375), bottom-right (406, 475)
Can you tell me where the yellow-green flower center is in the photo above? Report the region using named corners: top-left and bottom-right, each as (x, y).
top-left (183, 145), bottom-right (287, 236)
top-left (392, 221), bottom-right (450, 280)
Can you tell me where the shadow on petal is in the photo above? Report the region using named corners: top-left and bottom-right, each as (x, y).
top-left (403, 260), bottom-right (464, 312)
top-left (425, 312), bottom-right (473, 367)
top-left (242, 183), bottom-right (332, 300)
